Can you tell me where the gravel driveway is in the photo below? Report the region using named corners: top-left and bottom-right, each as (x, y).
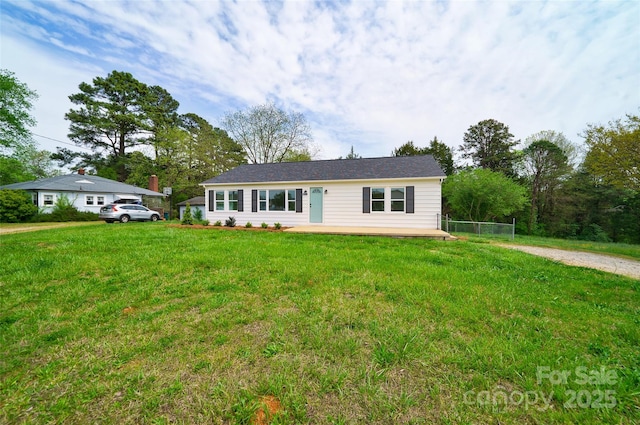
top-left (499, 244), bottom-right (640, 280)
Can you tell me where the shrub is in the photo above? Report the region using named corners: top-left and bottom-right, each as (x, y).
top-left (274, 222), bottom-right (282, 230)
top-left (0, 190), bottom-right (37, 223)
top-left (193, 208), bottom-right (203, 221)
top-left (214, 220), bottom-right (222, 226)
top-left (245, 221), bottom-right (252, 228)
top-left (30, 194), bottom-right (99, 222)
top-left (261, 222), bottom-right (268, 229)
top-left (225, 216), bottom-right (236, 227)
top-left (181, 203), bottom-right (193, 225)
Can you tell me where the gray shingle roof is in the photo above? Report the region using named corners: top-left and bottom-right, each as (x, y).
top-left (0, 174), bottom-right (165, 196)
top-left (201, 155), bottom-right (445, 185)
top-left (177, 196), bottom-right (205, 206)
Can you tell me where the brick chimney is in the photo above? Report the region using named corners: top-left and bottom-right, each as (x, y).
top-left (149, 175), bottom-right (159, 192)
top-left (78, 168), bottom-right (85, 175)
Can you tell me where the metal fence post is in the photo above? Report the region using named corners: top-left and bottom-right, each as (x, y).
top-left (512, 217), bottom-right (516, 240)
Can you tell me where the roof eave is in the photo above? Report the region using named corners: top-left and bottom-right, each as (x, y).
top-left (201, 175), bottom-right (446, 186)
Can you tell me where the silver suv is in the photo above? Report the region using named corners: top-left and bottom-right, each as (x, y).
top-left (99, 204), bottom-right (161, 223)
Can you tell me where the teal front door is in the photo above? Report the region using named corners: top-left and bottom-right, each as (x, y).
top-left (309, 187), bottom-right (323, 223)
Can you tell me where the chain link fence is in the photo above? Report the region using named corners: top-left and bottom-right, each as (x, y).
top-left (443, 215), bottom-right (515, 240)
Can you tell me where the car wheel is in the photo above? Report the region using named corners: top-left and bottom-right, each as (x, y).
top-left (120, 215), bottom-right (130, 223)
top-left (151, 214), bottom-right (159, 222)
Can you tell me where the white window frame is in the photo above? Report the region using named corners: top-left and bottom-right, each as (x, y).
top-left (259, 189), bottom-right (297, 212)
top-left (86, 195), bottom-right (94, 206)
top-left (43, 194), bottom-right (55, 206)
top-left (371, 188), bottom-right (385, 212)
top-left (215, 191), bottom-right (225, 211)
top-left (390, 187), bottom-right (405, 212)
top-left (97, 196), bottom-right (105, 206)
top-left (228, 190), bottom-right (238, 211)
top-left (259, 190), bottom-right (267, 211)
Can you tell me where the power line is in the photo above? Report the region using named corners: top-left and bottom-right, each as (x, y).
top-left (32, 133), bottom-right (94, 151)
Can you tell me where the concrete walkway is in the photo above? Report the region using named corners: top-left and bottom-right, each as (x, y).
top-left (284, 225), bottom-right (456, 240)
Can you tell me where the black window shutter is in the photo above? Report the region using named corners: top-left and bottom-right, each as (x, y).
top-left (406, 186), bottom-right (415, 213)
top-left (208, 190), bottom-right (214, 211)
top-left (251, 190), bottom-right (257, 212)
top-left (362, 187), bottom-right (370, 213)
top-left (237, 189), bottom-right (244, 212)
top-left (295, 188), bottom-right (303, 213)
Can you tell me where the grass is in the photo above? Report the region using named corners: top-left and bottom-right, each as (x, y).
top-left (449, 232), bottom-right (640, 261)
top-left (508, 235), bottom-right (640, 261)
top-left (1, 224), bottom-right (638, 424)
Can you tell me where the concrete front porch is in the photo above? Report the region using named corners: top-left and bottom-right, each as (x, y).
top-left (284, 226), bottom-right (456, 240)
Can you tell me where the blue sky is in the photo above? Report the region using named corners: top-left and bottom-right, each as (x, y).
top-left (1, 0), bottom-right (638, 160)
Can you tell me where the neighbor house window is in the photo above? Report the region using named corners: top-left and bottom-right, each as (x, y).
top-left (31, 193), bottom-right (37, 205)
top-left (86, 195), bottom-right (94, 205)
top-left (391, 187), bottom-right (405, 212)
top-left (371, 188), bottom-right (385, 212)
top-left (228, 190), bottom-right (238, 211)
top-left (43, 194), bottom-right (54, 206)
top-left (259, 190), bottom-right (267, 211)
top-left (215, 191), bottom-right (225, 211)
top-left (97, 196), bottom-right (105, 205)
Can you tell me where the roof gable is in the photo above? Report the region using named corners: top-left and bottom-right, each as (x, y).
top-left (202, 155), bottom-right (445, 185)
top-left (0, 174), bottom-right (165, 196)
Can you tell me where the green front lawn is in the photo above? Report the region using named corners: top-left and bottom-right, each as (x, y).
top-left (1, 225), bottom-right (638, 424)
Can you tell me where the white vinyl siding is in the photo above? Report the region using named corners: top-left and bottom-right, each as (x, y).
top-left (204, 178), bottom-right (442, 229)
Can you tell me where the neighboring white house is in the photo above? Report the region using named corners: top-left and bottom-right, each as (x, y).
top-left (200, 155), bottom-right (446, 229)
top-left (0, 171), bottom-right (165, 213)
top-left (177, 196), bottom-right (206, 220)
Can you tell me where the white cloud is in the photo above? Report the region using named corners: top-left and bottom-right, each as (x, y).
top-left (2, 0), bottom-right (638, 159)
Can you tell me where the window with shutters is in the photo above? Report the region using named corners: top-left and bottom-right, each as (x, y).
top-left (287, 189), bottom-right (296, 211)
top-left (229, 190), bottom-right (238, 211)
top-left (259, 190), bottom-right (267, 211)
top-left (215, 191), bottom-right (224, 210)
top-left (391, 187), bottom-right (405, 212)
top-left (371, 188), bottom-right (385, 212)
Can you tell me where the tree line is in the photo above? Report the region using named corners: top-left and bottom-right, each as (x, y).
top-left (391, 117), bottom-right (639, 243)
top-left (1, 68), bottom-right (638, 242)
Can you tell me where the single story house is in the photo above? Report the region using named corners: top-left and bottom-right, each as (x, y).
top-left (0, 171), bottom-right (165, 213)
top-left (200, 155), bottom-right (446, 229)
top-left (177, 196), bottom-right (206, 220)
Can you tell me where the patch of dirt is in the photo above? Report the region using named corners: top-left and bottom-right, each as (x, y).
top-left (497, 244), bottom-right (640, 280)
top-left (251, 395), bottom-right (283, 425)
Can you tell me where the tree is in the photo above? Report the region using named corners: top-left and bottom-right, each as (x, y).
top-left (442, 168), bottom-right (528, 222)
top-left (524, 130), bottom-right (580, 167)
top-left (583, 113), bottom-right (640, 191)
top-left (221, 103), bottom-right (314, 164)
top-left (460, 119), bottom-right (518, 176)
top-left (393, 141), bottom-right (423, 157)
top-left (0, 69), bottom-right (38, 152)
top-left (344, 145), bottom-right (361, 159)
top-left (393, 137), bottom-right (454, 175)
top-left (181, 203), bottom-right (193, 225)
top-left (65, 70), bottom-right (179, 181)
top-left (520, 139), bottom-right (570, 234)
